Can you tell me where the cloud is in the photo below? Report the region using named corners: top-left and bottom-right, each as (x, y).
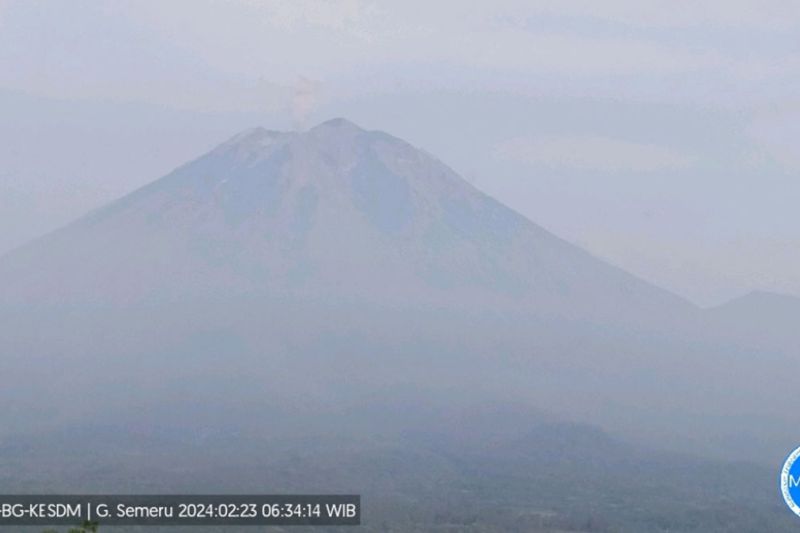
top-left (494, 135), bottom-right (694, 172)
top-left (747, 103), bottom-right (800, 170)
top-left (519, 0), bottom-right (800, 31)
top-left (5, 0), bottom-right (795, 110)
top-left (292, 76), bottom-right (322, 130)
top-left (254, 0), bottom-right (372, 32)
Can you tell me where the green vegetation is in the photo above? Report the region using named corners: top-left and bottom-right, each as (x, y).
top-left (43, 521), bottom-right (98, 533)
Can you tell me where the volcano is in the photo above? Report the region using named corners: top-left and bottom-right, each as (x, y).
top-left (0, 118), bottom-right (691, 323)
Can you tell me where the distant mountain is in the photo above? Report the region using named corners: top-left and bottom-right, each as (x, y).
top-left (0, 118), bottom-right (692, 324)
top-left (704, 290), bottom-right (800, 346)
top-left (710, 290), bottom-right (800, 320)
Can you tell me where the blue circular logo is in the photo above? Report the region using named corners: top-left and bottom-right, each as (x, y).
top-left (781, 446), bottom-right (800, 517)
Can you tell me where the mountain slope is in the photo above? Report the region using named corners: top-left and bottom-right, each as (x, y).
top-left (0, 118), bottom-right (692, 323)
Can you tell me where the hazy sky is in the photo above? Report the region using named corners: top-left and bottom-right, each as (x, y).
top-left (1, 0), bottom-right (799, 305)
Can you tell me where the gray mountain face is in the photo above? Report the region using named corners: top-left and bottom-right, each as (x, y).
top-left (0, 118), bottom-right (691, 323)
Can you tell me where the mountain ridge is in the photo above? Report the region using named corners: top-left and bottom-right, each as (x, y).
top-left (710, 289), bottom-right (800, 310)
